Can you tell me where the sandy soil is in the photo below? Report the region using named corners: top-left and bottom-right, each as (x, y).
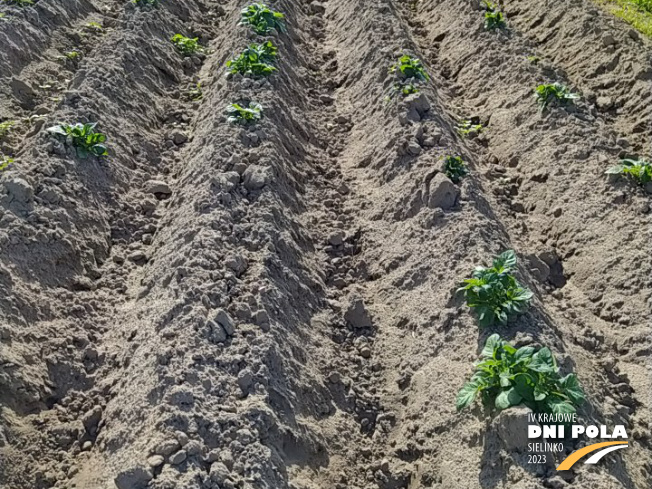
top-left (0, 0), bottom-right (650, 488)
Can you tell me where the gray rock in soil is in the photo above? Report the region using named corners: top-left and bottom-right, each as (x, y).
top-left (171, 132), bottom-right (187, 145)
top-left (224, 254), bottom-right (248, 276)
top-left (214, 309), bottom-right (235, 336)
top-left (81, 406), bottom-right (102, 434)
top-left (237, 369), bottom-right (254, 395)
top-left (114, 466), bottom-right (153, 489)
top-left (404, 93), bottom-right (431, 122)
top-left (5, 178), bottom-right (34, 203)
top-left (495, 406), bottom-right (533, 452)
top-left (344, 297), bottom-right (373, 329)
top-left (155, 438), bottom-right (181, 456)
top-left (242, 165), bottom-right (269, 190)
top-left (209, 462), bottom-right (231, 484)
top-left (146, 455), bottom-right (164, 468)
top-left (144, 180), bottom-right (172, 195)
top-left (328, 231), bottom-right (345, 246)
top-left (426, 173), bottom-right (459, 210)
top-left (168, 450), bottom-right (187, 465)
top-left (207, 320), bottom-right (228, 343)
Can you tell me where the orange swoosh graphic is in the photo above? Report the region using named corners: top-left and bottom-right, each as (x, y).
top-left (557, 441), bottom-right (628, 470)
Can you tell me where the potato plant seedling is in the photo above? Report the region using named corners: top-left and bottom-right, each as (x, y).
top-left (171, 34), bottom-right (203, 56)
top-left (606, 158), bottom-right (652, 186)
top-left (483, 1), bottom-right (506, 30)
top-left (458, 250), bottom-right (533, 327)
top-left (47, 123), bottom-right (108, 158)
top-left (0, 121), bottom-right (14, 138)
top-left (457, 119), bottom-right (483, 137)
top-left (240, 3), bottom-right (286, 34)
top-left (186, 83), bottom-right (203, 101)
top-left (1, 0), bottom-right (34, 6)
top-left (226, 102), bottom-right (263, 125)
top-left (227, 42), bottom-right (278, 77)
top-left (443, 155), bottom-right (469, 183)
top-left (387, 55), bottom-right (429, 99)
top-left (457, 334), bottom-right (585, 415)
top-left (0, 155), bottom-right (13, 171)
top-left (534, 83), bottom-right (579, 111)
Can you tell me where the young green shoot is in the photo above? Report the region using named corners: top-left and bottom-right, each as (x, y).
top-left (456, 334), bottom-right (585, 416)
top-left (226, 41), bottom-right (278, 77)
top-left (387, 55), bottom-right (429, 100)
top-left (186, 82), bottom-right (203, 101)
top-left (226, 102), bottom-right (263, 125)
top-left (1, 0), bottom-right (34, 6)
top-left (47, 123), bottom-right (108, 158)
top-left (606, 158), bottom-right (652, 186)
top-left (132, 0), bottom-right (158, 6)
top-left (0, 120), bottom-right (14, 138)
top-left (443, 155), bottom-right (469, 184)
top-left (390, 55), bottom-right (430, 82)
top-left (457, 118), bottom-right (483, 137)
top-left (483, 1), bottom-right (506, 30)
top-left (64, 50), bottom-right (81, 61)
top-left (84, 21), bottom-right (104, 33)
top-left (171, 34), bottom-right (203, 56)
top-left (534, 83), bottom-right (579, 112)
top-left (0, 154), bottom-right (13, 171)
top-left (458, 250), bottom-right (533, 327)
top-left (240, 3), bottom-right (286, 34)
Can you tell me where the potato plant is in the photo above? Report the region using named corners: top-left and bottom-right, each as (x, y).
top-left (171, 34), bottom-right (203, 56)
top-left (240, 3), bottom-right (286, 34)
top-left (457, 118), bottom-right (483, 137)
top-left (0, 154), bottom-right (13, 171)
top-left (390, 55), bottom-right (430, 83)
top-left (186, 82), bottom-right (203, 101)
top-left (0, 121), bottom-right (14, 138)
top-left (458, 250), bottom-right (533, 327)
top-left (227, 41), bottom-right (278, 77)
top-left (483, 1), bottom-right (506, 30)
top-left (457, 334), bottom-right (585, 415)
top-left (534, 83), bottom-right (579, 111)
top-left (606, 158), bottom-right (652, 186)
top-left (387, 55), bottom-right (429, 99)
top-left (226, 102), bottom-right (263, 125)
top-left (47, 123), bottom-right (108, 158)
top-left (443, 155), bottom-right (469, 183)
top-left (1, 0), bottom-right (34, 6)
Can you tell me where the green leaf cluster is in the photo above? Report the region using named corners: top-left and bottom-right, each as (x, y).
top-left (606, 158), bottom-right (652, 186)
top-left (227, 41), bottom-right (278, 77)
top-left (171, 34), bottom-right (203, 56)
top-left (0, 121), bottom-right (14, 138)
top-left (534, 83), bottom-right (579, 111)
top-left (458, 250), bottom-right (533, 327)
top-left (132, 0), bottom-right (158, 6)
top-left (47, 123), bottom-right (108, 158)
top-left (1, 0), bottom-right (34, 6)
top-left (240, 3), bottom-right (286, 34)
top-left (226, 102), bottom-right (263, 125)
top-left (443, 155), bottom-right (469, 184)
top-left (0, 154), bottom-right (13, 171)
top-left (186, 82), bottom-right (203, 101)
top-left (457, 119), bottom-right (483, 137)
top-left (390, 55), bottom-right (430, 82)
top-left (456, 334), bottom-right (585, 415)
top-left (483, 1), bottom-right (506, 30)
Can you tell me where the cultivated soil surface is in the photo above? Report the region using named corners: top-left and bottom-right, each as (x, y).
top-left (0, 0), bottom-right (651, 488)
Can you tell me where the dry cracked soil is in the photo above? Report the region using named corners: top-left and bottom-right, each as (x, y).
top-left (0, 0), bottom-right (651, 488)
